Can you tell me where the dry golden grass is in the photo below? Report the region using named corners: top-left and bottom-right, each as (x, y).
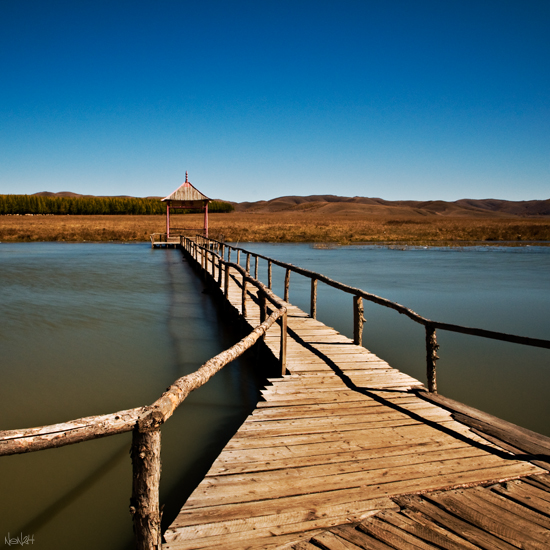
top-left (1, 212), bottom-right (550, 245)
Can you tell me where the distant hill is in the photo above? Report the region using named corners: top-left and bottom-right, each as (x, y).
top-left (29, 192), bottom-right (550, 217)
top-left (230, 195), bottom-right (550, 217)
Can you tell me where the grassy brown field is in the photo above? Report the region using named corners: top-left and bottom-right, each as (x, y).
top-left (1, 212), bottom-right (550, 245)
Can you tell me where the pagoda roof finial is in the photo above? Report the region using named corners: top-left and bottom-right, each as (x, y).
top-left (185, 171), bottom-right (189, 183)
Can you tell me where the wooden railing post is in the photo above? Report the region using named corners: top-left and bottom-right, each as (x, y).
top-left (221, 244), bottom-right (225, 262)
top-left (228, 248), bottom-right (231, 264)
top-left (254, 255), bottom-right (258, 280)
top-left (353, 295), bottom-right (365, 346)
top-left (268, 261), bottom-right (272, 290)
top-left (130, 427), bottom-right (162, 550)
top-left (218, 257), bottom-right (223, 287)
top-left (224, 262), bottom-right (229, 298)
top-left (237, 249), bottom-right (241, 266)
top-left (242, 276), bottom-right (248, 318)
top-left (310, 278), bottom-right (317, 319)
top-left (246, 253), bottom-right (250, 275)
top-left (425, 324), bottom-right (439, 393)
top-left (259, 290), bottom-right (267, 341)
top-left (284, 268), bottom-right (290, 302)
top-left (280, 310), bottom-right (287, 375)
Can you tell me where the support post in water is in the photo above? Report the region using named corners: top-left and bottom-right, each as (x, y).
top-left (310, 278), bottom-right (318, 319)
top-left (268, 261), bottom-right (272, 290)
top-left (353, 295), bottom-right (365, 347)
top-left (280, 310), bottom-right (287, 375)
top-left (130, 427), bottom-right (162, 550)
top-left (284, 268), bottom-right (290, 302)
top-left (425, 324), bottom-right (439, 393)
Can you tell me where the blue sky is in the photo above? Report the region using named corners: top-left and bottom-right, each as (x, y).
top-left (1, 0), bottom-right (548, 202)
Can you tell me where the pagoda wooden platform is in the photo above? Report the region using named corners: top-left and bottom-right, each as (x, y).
top-left (150, 233), bottom-right (181, 248)
top-left (162, 244), bottom-right (550, 550)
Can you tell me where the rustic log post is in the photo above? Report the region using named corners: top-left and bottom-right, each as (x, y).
top-left (353, 295), bottom-right (365, 347)
top-left (130, 427), bottom-right (162, 550)
top-left (425, 324), bottom-right (439, 393)
top-left (259, 290), bottom-right (267, 324)
top-left (268, 261), bottom-right (272, 289)
top-left (310, 278), bottom-right (317, 319)
top-left (221, 244), bottom-right (225, 262)
top-left (224, 262), bottom-right (229, 298)
top-left (259, 290), bottom-right (267, 341)
top-left (228, 247), bottom-right (231, 264)
top-left (280, 310), bottom-right (287, 375)
top-left (237, 249), bottom-right (241, 266)
top-left (254, 255), bottom-right (258, 280)
top-left (284, 268), bottom-right (290, 302)
top-left (218, 257), bottom-right (223, 287)
top-left (246, 253), bottom-right (250, 275)
top-left (242, 276), bottom-right (247, 318)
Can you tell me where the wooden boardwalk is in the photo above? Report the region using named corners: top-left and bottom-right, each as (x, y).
top-left (164, 253), bottom-right (549, 549)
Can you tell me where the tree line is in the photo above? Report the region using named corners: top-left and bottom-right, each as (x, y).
top-left (0, 195), bottom-right (234, 215)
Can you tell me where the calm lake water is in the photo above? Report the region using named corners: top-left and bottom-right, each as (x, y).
top-left (1, 242), bottom-right (549, 548)
top-left (0, 243), bottom-right (261, 550)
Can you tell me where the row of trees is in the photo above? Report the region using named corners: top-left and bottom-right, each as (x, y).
top-left (0, 195), bottom-right (234, 215)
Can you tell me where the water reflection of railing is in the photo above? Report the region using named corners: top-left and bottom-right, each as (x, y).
top-left (201, 235), bottom-right (550, 394)
top-left (0, 236), bottom-right (288, 549)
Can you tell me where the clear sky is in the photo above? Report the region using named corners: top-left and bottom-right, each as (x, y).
top-left (1, 0), bottom-right (548, 202)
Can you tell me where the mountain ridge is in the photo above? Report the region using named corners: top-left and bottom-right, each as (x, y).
top-left (28, 191), bottom-right (550, 217)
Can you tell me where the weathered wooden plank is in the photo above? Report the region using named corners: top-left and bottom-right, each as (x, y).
top-left (358, 516), bottom-right (438, 550)
top-left (375, 509), bottom-right (480, 550)
top-left (310, 531), bottom-right (365, 550)
top-left (394, 495), bottom-right (519, 550)
top-left (185, 457), bottom-right (539, 509)
top-left (164, 528), bottom-right (324, 550)
top-left (166, 497), bottom-right (395, 541)
top-left (492, 480), bottom-right (550, 514)
top-left (206, 447), bottom-right (491, 493)
top-left (427, 489), bottom-right (550, 547)
top-left (330, 524), bottom-right (394, 550)
top-left (210, 431), bottom-right (474, 469)
top-left (467, 486), bottom-right (550, 530)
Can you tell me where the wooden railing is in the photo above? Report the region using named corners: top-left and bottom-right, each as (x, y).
top-left (200, 236), bottom-right (550, 394)
top-left (0, 237), bottom-right (288, 550)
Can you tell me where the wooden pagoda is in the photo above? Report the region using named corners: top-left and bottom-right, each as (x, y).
top-left (162, 172), bottom-right (210, 238)
top-left (150, 172), bottom-right (211, 247)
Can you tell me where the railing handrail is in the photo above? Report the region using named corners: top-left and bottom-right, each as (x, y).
top-left (205, 236), bottom-right (550, 351)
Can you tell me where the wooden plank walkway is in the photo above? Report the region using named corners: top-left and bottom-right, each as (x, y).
top-left (164, 255), bottom-right (547, 549)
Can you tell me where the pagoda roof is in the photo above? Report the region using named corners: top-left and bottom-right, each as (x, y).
top-left (162, 173), bottom-right (210, 203)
